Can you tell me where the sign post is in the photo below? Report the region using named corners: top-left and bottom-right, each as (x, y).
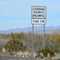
top-left (31, 6), bottom-right (47, 57)
top-left (32, 24), bottom-right (34, 57)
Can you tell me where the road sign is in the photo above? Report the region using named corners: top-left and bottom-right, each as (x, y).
top-left (31, 6), bottom-right (47, 25)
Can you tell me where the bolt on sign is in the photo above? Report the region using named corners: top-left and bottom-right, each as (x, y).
top-left (31, 6), bottom-right (47, 25)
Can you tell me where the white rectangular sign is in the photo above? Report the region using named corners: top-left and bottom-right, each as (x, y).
top-left (31, 6), bottom-right (47, 25)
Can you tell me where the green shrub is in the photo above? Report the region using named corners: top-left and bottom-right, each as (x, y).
top-left (37, 48), bottom-right (55, 57)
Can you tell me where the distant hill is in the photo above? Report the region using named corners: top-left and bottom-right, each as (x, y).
top-left (0, 26), bottom-right (60, 34)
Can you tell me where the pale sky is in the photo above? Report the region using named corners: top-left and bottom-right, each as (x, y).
top-left (0, 0), bottom-right (60, 31)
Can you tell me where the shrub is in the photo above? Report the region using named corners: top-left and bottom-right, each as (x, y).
top-left (37, 48), bottom-right (55, 57)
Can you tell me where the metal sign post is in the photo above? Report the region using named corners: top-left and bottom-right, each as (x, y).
top-left (43, 24), bottom-right (45, 49)
top-left (32, 24), bottom-right (34, 57)
top-left (31, 6), bottom-right (47, 57)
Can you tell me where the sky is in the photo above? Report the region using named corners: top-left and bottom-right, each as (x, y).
top-left (0, 0), bottom-right (60, 31)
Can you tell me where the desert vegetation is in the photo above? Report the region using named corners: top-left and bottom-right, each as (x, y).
top-left (0, 32), bottom-right (60, 57)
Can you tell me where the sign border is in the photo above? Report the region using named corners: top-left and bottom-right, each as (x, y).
top-left (31, 6), bottom-right (47, 25)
